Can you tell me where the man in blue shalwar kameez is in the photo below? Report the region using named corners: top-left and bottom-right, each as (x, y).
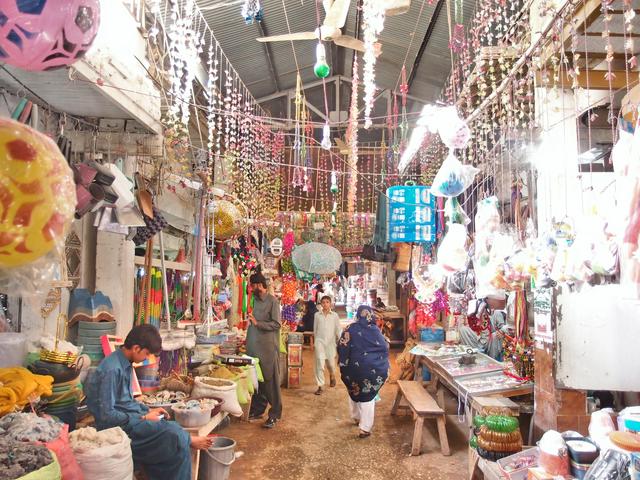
top-left (86, 325), bottom-right (212, 480)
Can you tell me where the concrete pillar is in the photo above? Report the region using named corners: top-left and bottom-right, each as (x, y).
top-left (95, 232), bottom-right (135, 338)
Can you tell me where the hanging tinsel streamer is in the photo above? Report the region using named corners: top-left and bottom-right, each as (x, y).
top-left (293, 74), bottom-right (305, 187)
top-left (362, 0), bottom-right (386, 129)
top-left (346, 55), bottom-right (360, 214)
top-left (399, 66), bottom-right (409, 152)
top-left (449, 0), bottom-right (467, 53)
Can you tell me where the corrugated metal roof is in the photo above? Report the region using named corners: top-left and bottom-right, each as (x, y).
top-left (196, 0), bottom-right (474, 114)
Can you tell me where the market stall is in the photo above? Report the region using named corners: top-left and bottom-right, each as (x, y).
top-left (1, 0), bottom-right (640, 479)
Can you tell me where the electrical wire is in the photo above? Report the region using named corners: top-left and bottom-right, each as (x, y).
top-left (393, 0), bottom-right (429, 92)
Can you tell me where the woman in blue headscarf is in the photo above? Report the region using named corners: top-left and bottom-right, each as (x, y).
top-left (338, 305), bottom-right (390, 438)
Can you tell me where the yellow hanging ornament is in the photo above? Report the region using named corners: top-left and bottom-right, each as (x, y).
top-left (0, 118), bottom-right (76, 267)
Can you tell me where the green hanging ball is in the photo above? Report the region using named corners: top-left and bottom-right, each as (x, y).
top-left (314, 62), bottom-right (331, 79)
top-left (330, 184), bottom-right (339, 194)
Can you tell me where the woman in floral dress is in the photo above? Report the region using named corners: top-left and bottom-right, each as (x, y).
top-left (338, 305), bottom-right (390, 438)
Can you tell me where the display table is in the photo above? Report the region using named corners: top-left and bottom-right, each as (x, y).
top-left (185, 411), bottom-right (229, 480)
top-left (411, 343), bottom-right (533, 431)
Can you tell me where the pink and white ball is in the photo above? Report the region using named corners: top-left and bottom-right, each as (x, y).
top-left (0, 0), bottom-right (100, 71)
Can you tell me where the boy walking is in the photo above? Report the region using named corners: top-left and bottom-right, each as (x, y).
top-left (313, 295), bottom-right (342, 395)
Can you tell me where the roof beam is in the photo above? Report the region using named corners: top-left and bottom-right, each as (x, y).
top-left (304, 98), bottom-right (328, 121)
top-left (407, 0), bottom-right (445, 89)
top-left (255, 20), bottom-right (281, 92)
top-left (257, 76), bottom-right (342, 103)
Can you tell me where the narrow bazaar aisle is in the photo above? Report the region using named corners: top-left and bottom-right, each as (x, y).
top-left (225, 349), bottom-right (469, 480)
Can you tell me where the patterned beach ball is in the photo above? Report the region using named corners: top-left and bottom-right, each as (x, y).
top-left (0, 118), bottom-right (76, 267)
top-left (0, 0), bottom-right (101, 71)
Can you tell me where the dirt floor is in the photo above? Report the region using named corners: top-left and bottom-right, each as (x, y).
top-left (220, 348), bottom-right (470, 480)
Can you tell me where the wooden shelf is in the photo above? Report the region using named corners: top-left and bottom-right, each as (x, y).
top-left (134, 256), bottom-right (191, 271)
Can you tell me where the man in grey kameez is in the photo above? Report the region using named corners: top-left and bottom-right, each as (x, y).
top-left (247, 273), bottom-right (283, 428)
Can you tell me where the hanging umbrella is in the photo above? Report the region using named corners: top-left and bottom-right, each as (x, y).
top-left (292, 242), bottom-right (342, 275)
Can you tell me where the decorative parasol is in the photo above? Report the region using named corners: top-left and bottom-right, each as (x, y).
top-left (292, 242), bottom-right (342, 275)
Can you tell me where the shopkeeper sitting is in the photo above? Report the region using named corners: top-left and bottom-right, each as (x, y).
top-left (85, 325), bottom-right (213, 480)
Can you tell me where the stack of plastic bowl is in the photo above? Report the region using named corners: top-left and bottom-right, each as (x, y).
top-left (44, 376), bottom-right (83, 430)
top-left (136, 363), bottom-right (160, 394)
top-left (76, 321), bottom-right (116, 365)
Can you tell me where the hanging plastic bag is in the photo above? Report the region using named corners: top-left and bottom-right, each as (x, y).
top-left (436, 106), bottom-right (471, 149)
top-left (431, 152), bottom-right (479, 198)
top-left (474, 197), bottom-right (501, 237)
top-left (437, 224), bottom-right (468, 273)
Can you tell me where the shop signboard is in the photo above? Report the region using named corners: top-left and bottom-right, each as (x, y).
top-left (386, 185), bottom-right (436, 243)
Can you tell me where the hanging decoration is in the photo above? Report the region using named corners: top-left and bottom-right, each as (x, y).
top-left (330, 170), bottom-right (339, 194)
top-left (321, 123), bottom-right (332, 150)
top-left (314, 42), bottom-right (331, 79)
top-left (449, 0), bottom-right (467, 53)
top-left (162, 0), bottom-right (205, 176)
top-left (346, 55), bottom-right (360, 214)
top-left (241, 0), bottom-right (263, 24)
top-left (0, 118), bottom-right (76, 269)
top-left (399, 66), bottom-right (410, 150)
top-left (0, 0), bottom-right (101, 72)
top-left (206, 42), bottom-right (219, 172)
top-left (293, 74), bottom-right (305, 187)
top-left (362, 0), bottom-right (386, 129)
top-left (166, 0), bottom-right (203, 127)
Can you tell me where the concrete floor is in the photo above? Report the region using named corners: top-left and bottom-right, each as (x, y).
top-left (221, 349), bottom-right (470, 480)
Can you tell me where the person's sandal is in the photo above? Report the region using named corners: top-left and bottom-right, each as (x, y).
top-left (358, 430), bottom-right (371, 438)
top-left (314, 387), bottom-right (323, 395)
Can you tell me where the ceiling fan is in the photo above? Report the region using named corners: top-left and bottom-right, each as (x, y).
top-left (256, 0), bottom-right (411, 55)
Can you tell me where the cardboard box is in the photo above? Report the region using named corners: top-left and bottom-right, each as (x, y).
top-left (287, 367), bottom-right (302, 388)
top-left (287, 344), bottom-right (303, 366)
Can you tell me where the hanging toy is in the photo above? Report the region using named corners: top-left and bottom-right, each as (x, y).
top-left (0, 0), bottom-right (101, 72)
top-left (331, 201), bottom-right (338, 227)
top-left (0, 118), bottom-right (76, 268)
top-left (330, 171), bottom-right (339, 194)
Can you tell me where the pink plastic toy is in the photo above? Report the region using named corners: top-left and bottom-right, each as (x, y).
top-left (0, 0), bottom-right (100, 71)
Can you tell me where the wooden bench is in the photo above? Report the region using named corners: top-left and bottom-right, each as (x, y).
top-left (391, 380), bottom-right (451, 456)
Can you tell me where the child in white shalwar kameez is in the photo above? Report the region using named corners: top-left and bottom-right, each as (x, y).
top-left (313, 295), bottom-right (342, 395)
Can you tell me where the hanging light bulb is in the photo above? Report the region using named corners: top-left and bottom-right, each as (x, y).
top-left (330, 170), bottom-right (339, 194)
top-left (321, 123), bottom-right (332, 150)
top-left (314, 42), bottom-right (331, 79)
